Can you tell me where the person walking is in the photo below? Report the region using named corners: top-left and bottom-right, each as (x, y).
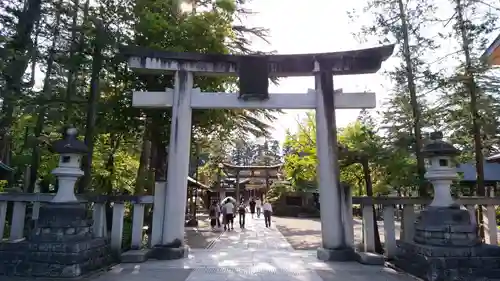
top-left (262, 200), bottom-right (273, 228)
top-left (249, 198), bottom-right (256, 218)
top-left (220, 200), bottom-right (227, 230)
top-left (209, 201), bottom-right (219, 230)
top-left (255, 197), bottom-right (262, 218)
top-left (216, 201), bottom-right (222, 228)
top-left (238, 202), bottom-right (247, 228)
top-left (223, 200), bottom-right (235, 230)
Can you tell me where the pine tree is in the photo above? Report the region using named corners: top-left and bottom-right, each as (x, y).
top-left (351, 0), bottom-right (439, 195)
top-left (437, 0), bottom-right (500, 195)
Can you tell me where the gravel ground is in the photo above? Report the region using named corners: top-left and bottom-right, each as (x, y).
top-left (273, 216), bottom-right (402, 250)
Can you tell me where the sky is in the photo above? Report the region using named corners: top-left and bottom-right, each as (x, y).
top-left (242, 0), bottom-right (394, 144)
top-left (29, 0), bottom-right (393, 147)
top-left (28, 0), bottom-right (497, 146)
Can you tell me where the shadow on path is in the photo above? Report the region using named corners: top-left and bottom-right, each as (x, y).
top-left (184, 213), bottom-right (223, 249)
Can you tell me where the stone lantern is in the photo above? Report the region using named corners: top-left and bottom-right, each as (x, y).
top-left (51, 126), bottom-right (88, 203)
top-left (394, 131), bottom-right (500, 281)
top-left (0, 127), bottom-right (111, 278)
top-left (32, 127), bottom-right (93, 245)
top-left (413, 131), bottom-right (479, 247)
top-left (422, 131), bottom-right (460, 208)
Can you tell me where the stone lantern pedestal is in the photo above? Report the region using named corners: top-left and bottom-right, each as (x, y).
top-left (0, 127), bottom-right (111, 278)
top-left (393, 132), bottom-right (500, 281)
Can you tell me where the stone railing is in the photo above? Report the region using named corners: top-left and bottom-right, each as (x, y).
top-left (0, 193), bottom-right (153, 256)
top-left (353, 196), bottom-right (500, 259)
top-left (2, 192), bottom-right (499, 263)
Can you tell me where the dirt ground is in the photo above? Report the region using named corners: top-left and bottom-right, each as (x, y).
top-left (273, 216), bottom-right (401, 250)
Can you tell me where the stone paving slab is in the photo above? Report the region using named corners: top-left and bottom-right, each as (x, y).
top-left (273, 216), bottom-right (402, 250)
top-left (184, 213), bottom-right (224, 249)
top-left (85, 215), bottom-right (418, 281)
top-left (92, 267), bottom-right (193, 281)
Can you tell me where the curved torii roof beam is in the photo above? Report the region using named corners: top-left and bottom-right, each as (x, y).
top-left (120, 44), bottom-right (395, 77)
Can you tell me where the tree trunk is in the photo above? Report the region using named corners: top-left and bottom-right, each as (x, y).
top-left (149, 116), bottom-right (168, 182)
top-left (0, 0), bottom-right (43, 165)
top-left (138, 125), bottom-right (153, 231)
top-left (29, 3), bottom-right (63, 193)
top-left (104, 133), bottom-right (121, 192)
top-left (63, 0), bottom-right (90, 123)
top-left (362, 159), bottom-right (383, 254)
top-left (236, 172), bottom-right (240, 203)
top-left (25, 20), bottom-right (41, 89)
top-left (79, 19), bottom-right (106, 193)
top-left (103, 134), bottom-right (121, 232)
top-left (455, 0), bottom-right (486, 239)
top-left (134, 128), bottom-right (152, 194)
top-left (396, 0), bottom-right (427, 197)
top-left (191, 144), bottom-right (200, 216)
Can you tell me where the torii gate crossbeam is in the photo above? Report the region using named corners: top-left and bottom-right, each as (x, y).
top-left (122, 45), bottom-right (394, 261)
top-left (132, 89), bottom-right (376, 109)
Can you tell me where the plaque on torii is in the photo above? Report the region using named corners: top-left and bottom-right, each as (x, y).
top-left (121, 45), bottom-right (394, 261)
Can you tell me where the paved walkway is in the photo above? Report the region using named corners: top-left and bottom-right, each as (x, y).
top-left (273, 216), bottom-right (402, 250)
top-left (94, 215), bottom-right (418, 281)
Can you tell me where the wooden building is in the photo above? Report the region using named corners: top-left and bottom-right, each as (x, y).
top-left (456, 161), bottom-right (500, 196)
top-left (206, 163), bottom-right (283, 203)
top-left (482, 34), bottom-right (500, 65)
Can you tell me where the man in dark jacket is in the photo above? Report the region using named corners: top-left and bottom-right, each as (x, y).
top-left (249, 198), bottom-right (256, 218)
top-left (238, 202), bottom-right (247, 228)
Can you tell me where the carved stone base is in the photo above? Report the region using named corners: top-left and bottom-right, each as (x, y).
top-left (150, 245), bottom-right (189, 260)
top-left (356, 252), bottom-right (385, 265)
top-left (0, 203), bottom-right (113, 278)
top-left (316, 247), bottom-right (356, 261)
top-left (121, 249), bottom-right (152, 263)
top-left (31, 203), bottom-right (93, 242)
top-left (393, 241), bottom-right (500, 281)
top-left (414, 206), bottom-right (480, 247)
top-left (0, 238), bottom-right (112, 278)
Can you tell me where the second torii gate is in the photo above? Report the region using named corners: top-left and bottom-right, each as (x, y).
top-left (122, 45), bottom-right (394, 261)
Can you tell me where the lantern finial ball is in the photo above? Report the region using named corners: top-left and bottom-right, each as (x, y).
top-left (430, 131), bottom-right (443, 141)
top-left (66, 127), bottom-right (78, 136)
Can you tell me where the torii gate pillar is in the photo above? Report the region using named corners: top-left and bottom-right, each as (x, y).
top-left (122, 45), bottom-right (394, 261)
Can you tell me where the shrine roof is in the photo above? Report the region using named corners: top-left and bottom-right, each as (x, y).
top-left (187, 176), bottom-right (208, 189)
top-left (486, 153), bottom-right (500, 163)
top-left (457, 162), bottom-right (500, 182)
top-left (482, 33), bottom-right (500, 65)
top-left (0, 161), bottom-right (13, 173)
top-left (120, 44), bottom-right (395, 76)
top-left (221, 178), bottom-right (251, 184)
top-left (222, 163), bottom-right (282, 170)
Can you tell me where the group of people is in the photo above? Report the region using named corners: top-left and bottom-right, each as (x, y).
top-left (208, 197), bottom-right (273, 231)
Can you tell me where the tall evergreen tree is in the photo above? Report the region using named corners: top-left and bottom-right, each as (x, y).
top-left (351, 0), bottom-right (439, 195)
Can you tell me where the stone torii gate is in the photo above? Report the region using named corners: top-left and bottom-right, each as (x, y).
top-left (121, 45), bottom-right (394, 260)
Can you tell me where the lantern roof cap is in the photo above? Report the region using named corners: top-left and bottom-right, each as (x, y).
top-left (422, 131), bottom-right (459, 157)
top-left (52, 126), bottom-right (88, 154)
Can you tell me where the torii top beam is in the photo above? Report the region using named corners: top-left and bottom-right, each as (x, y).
top-left (120, 45), bottom-right (395, 77)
